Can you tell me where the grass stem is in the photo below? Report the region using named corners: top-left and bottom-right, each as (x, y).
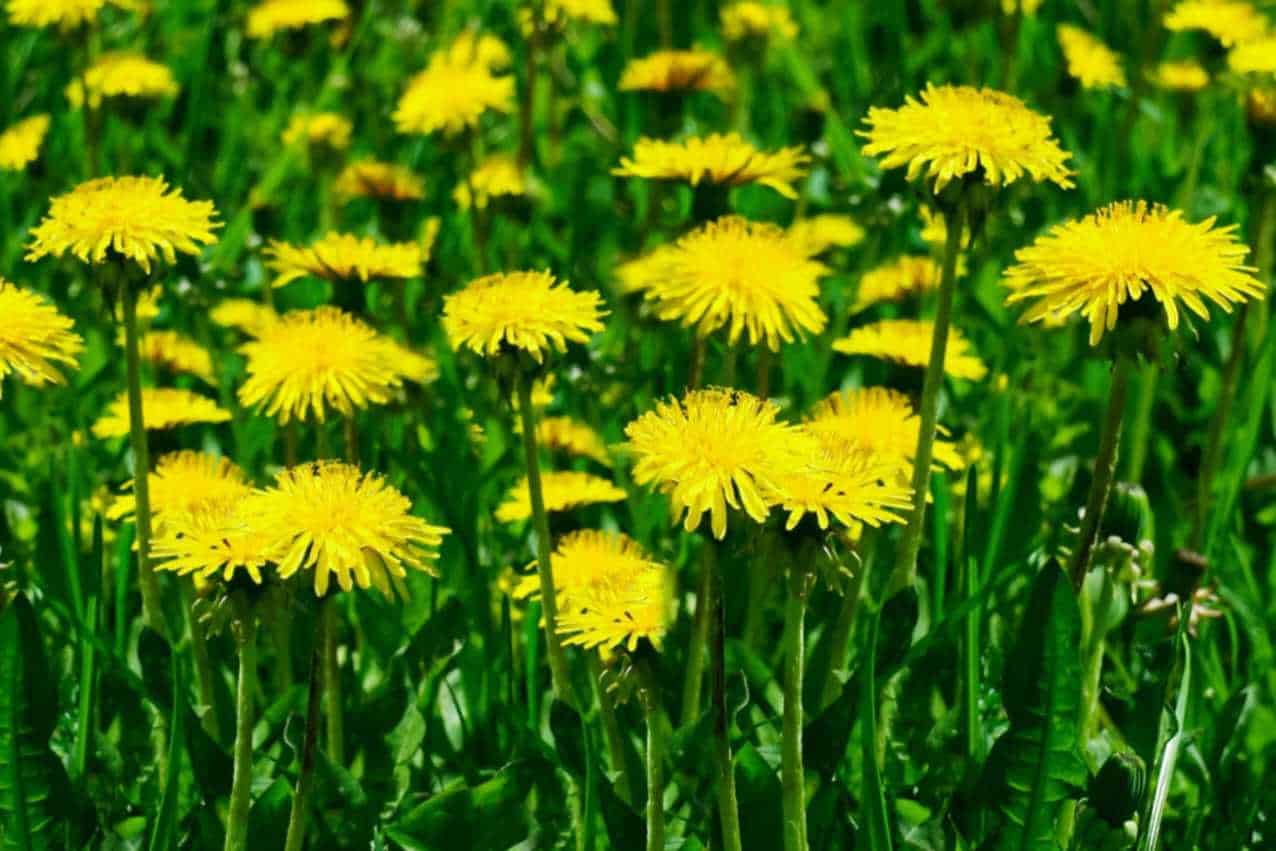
top-left (224, 596), bottom-right (257, 851)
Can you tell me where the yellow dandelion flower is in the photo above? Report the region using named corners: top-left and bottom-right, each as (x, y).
top-left (454, 154), bottom-right (527, 210)
top-left (1228, 36), bottom-right (1276, 74)
top-left (264, 232), bottom-right (423, 289)
top-left (918, 206), bottom-right (973, 251)
top-left (1001, 0), bottom-right (1043, 13)
top-left (27, 176), bottom-right (220, 274)
top-left (618, 49), bottom-right (734, 94)
top-left (614, 133), bottom-right (809, 199)
top-left (615, 244), bottom-right (679, 296)
top-left (442, 270), bottom-right (607, 362)
top-left (0, 115), bottom-right (50, 171)
top-left (132, 330), bottom-right (215, 384)
top-left (210, 298), bottom-right (279, 338)
top-left (495, 471), bottom-right (626, 523)
top-left (7, 0), bottom-right (107, 28)
top-left (523, 0), bottom-right (617, 31)
top-left (552, 532), bottom-right (672, 652)
top-left (643, 216), bottom-right (828, 350)
top-left (281, 112), bottom-right (352, 150)
top-left (771, 432), bottom-right (913, 532)
top-left (1150, 60), bottom-right (1210, 92)
top-left (334, 160), bottom-right (425, 202)
top-left (377, 338), bottom-right (439, 386)
top-left (237, 307), bottom-right (404, 423)
top-left (859, 84), bottom-right (1074, 193)
top-left (1165, 1), bottom-right (1268, 48)
top-left (108, 450), bottom-right (251, 527)
top-left (721, 2), bottom-right (798, 41)
top-left (0, 279), bottom-right (82, 396)
top-left (805, 386), bottom-right (964, 475)
top-left (92, 388), bottom-right (230, 439)
top-left (853, 256), bottom-right (946, 311)
top-left (393, 33), bottom-right (514, 136)
top-left (152, 500), bottom-right (274, 585)
top-left (833, 319), bottom-right (988, 381)
top-left (624, 388), bottom-right (808, 539)
top-left (1057, 24), bottom-right (1127, 90)
top-left (66, 53), bottom-right (178, 109)
top-left (786, 214), bottom-right (865, 255)
top-left (1248, 87), bottom-right (1276, 124)
top-left (255, 461), bottom-right (449, 598)
top-left (246, 0), bottom-right (348, 38)
top-left (527, 416), bottom-right (612, 465)
top-left (512, 374), bottom-right (558, 411)
top-left (1003, 201), bottom-right (1265, 345)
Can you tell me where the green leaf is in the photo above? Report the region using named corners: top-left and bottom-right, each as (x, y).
top-left (386, 759), bottom-right (542, 850)
top-left (145, 653), bottom-right (185, 851)
top-left (979, 564), bottom-right (1088, 851)
top-left (0, 595), bottom-right (65, 851)
top-left (861, 605), bottom-right (894, 851)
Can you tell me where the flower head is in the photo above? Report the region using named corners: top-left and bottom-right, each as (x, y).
top-left (7, 0), bottom-right (108, 28)
top-left (335, 160), bottom-right (425, 202)
top-left (721, 2), bottom-right (798, 41)
top-left (523, 0), bottom-right (617, 31)
top-left (614, 133), bottom-right (809, 199)
top-left (238, 307), bottom-right (405, 423)
top-left (786, 215), bottom-right (865, 255)
top-left (135, 330), bottom-right (215, 384)
top-left (1150, 60), bottom-right (1210, 92)
top-left (0, 115), bottom-right (50, 171)
top-left (522, 416), bottom-right (611, 465)
top-left (443, 270), bottom-right (607, 362)
top-left (495, 472), bottom-right (626, 523)
top-left (67, 53), bottom-right (178, 108)
top-left (625, 388), bottom-right (807, 539)
top-left (109, 451), bottom-right (251, 528)
top-left (254, 462), bottom-right (449, 598)
top-left (1228, 36), bottom-right (1276, 75)
top-left (772, 432), bottom-right (912, 532)
top-left (377, 339), bottom-right (439, 386)
top-left (246, 0), bottom-right (348, 38)
top-left (853, 256), bottom-right (946, 311)
top-left (643, 216), bottom-right (828, 350)
top-left (615, 244), bottom-right (680, 296)
top-left (1003, 201), bottom-right (1265, 344)
top-left (264, 232), bottom-right (423, 288)
top-left (210, 298), bottom-right (279, 337)
top-left (27, 176), bottom-right (220, 274)
top-left (619, 49), bottom-right (734, 94)
top-left (805, 387), bottom-right (964, 475)
top-left (833, 319), bottom-right (988, 381)
top-left (1165, 1), bottom-right (1268, 47)
top-left (454, 155), bottom-right (527, 210)
top-left (92, 388), bottom-right (231, 439)
top-left (282, 112), bottom-right (352, 150)
top-left (860, 84), bottom-right (1073, 193)
top-left (0, 279), bottom-right (82, 396)
top-left (393, 33), bottom-right (514, 136)
top-left (1001, 0), bottom-right (1043, 13)
top-left (152, 500), bottom-right (275, 585)
top-left (1057, 25), bottom-right (1127, 89)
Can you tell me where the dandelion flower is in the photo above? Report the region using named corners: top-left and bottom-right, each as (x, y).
top-left (0, 115), bottom-right (50, 171)
top-left (786, 214), bottom-right (865, 255)
top-left (27, 176), bottom-right (220, 274)
top-left (264, 232), bottom-right (423, 288)
top-left (833, 319), bottom-right (988, 381)
top-left (644, 216), bottom-right (828, 350)
top-left (1057, 25), bottom-right (1127, 90)
top-left (919, 207), bottom-right (970, 250)
top-left (210, 298), bottom-right (279, 337)
top-left (860, 84), bottom-right (1073, 193)
top-left (721, 2), bottom-right (798, 41)
top-left (246, 0), bottom-right (348, 38)
top-left (853, 256), bottom-right (946, 311)
top-left (134, 330), bottom-right (215, 383)
top-left (1001, 0), bottom-right (1042, 13)
top-left (393, 33), bottom-right (514, 136)
top-left (454, 154), bottom-right (527, 210)
top-left (771, 432), bottom-right (913, 532)
top-left (613, 133), bottom-right (809, 199)
top-left (152, 500), bottom-right (274, 584)
top-left (495, 471), bottom-right (627, 522)
top-left (1151, 60), bottom-right (1210, 92)
top-left (1003, 201), bottom-right (1265, 344)
top-left (67, 53), bottom-right (178, 108)
top-left (376, 339), bottom-right (439, 386)
top-left (1165, 0), bottom-right (1268, 47)
top-left (0, 279), bottom-right (82, 396)
top-left (334, 160), bottom-right (425, 202)
top-left (7, 0), bottom-right (107, 28)
top-left (805, 387), bottom-right (964, 475)
top-left (520, 416), bottom-right (611, 465)
top-left (238, 307), bottom-right (404, 423)
top-left (624, 388), bottom-right (807, 539)
top-left (108, 450), bottom-right (251, 527)
top-left (619, 49), bottom-right (734, 94)
top-left (615, 244), bottom-right (680, 296)
top-left (443, 270), bottom-right (607, 362)
top-left (255, 461), bottom-right (449, 598)
top-left (92, 388), bottom-right (231, 439)
top-left (281, 112), bottom-right (352, 150)
top-left (1248, 88), bottom-right (1276, 124)
top-left (523, 0), bottom-right (617, 31)
top-left (1228, 36), bottom-right (1276, 74)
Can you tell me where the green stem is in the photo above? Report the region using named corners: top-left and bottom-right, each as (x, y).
top-left (185, 583), bottom-right (222, 741)
top-left (1066, 356), bottom-right (1134, 591)
top-left (224, 598), bottom-right (257, 851)
top-left (892, 201), bottom-right (965, 593)
top-left (122, 275), bottom-right (165, 635)
top-left (637, 660), bottom-right (665, 851)
top-left (322, 595), bottom-right (343, 763)
top-left (1122, 362), bottom-right (1157, 483)
top-left (271, 587), bottom-right (295, 694)
top-left (591, 655), bottom-right (634, 805)
top-left (283, 634), bottom-right (323, 851)
top-left (1191, 308), bottom-right (1248, 551)
top-left (1079, 571), bottom-right (1115, 746)
top-left (781, 562), bottom-right (812, 851)
top-left (680, 546), bottom-right (712, 725)
top-left (818, 532), bottom-right (873, 712)
top-left (709, 548), bottom-right (743, 851)
top-left (515, 368), bottom-right (573, 703)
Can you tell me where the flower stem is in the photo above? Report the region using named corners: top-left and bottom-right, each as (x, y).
top-left (891, 201), bottom-right (965, 594)
top-left (1066, 355), bottom-right (1134, 590)
top-left (224, 596), bottom-right (257, 851)
top-left (121, 275), bottom-right (165, 636)
top-left (819, 530), bottom-right (873, 712)
top-left (636, 659), bottom-right (665, 851)
top-left (514, 368), bottom-right (574, 703)
top-left (321, 595), bottom-right (344, 763)
top-left (591, 655), bottom-right (634, 805)
top-left (680, 545), bottom-right (712, 725)
top-left (184, 583), bottom-right (222, 741)
top-left (1191, 307), bottom-right (1248, 551)
top-left (781, 561), bottom-right (812, 851)
top-left (709, 548), bottom-right (743, 851)
top-left (283, 633), bottom-right (323, 851)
